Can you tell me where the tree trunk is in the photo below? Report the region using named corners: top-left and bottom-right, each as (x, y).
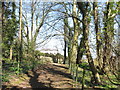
top-left (102, 2), bottom-right (114, 73)
top-left (83, 3), bottom-right (101, 84)
top-left (31, 0), bottom-right (34, 42)
top-left (93, 2), bottom-right (102, 69)
top-left (19, 0), bottom-right (22, 61)
top-left (9, 46), bottom-right (13, 60)
top-left (82, 69), bottom-right (86, 90)
top-left (19, 0), bottom-right (22, 49)
top-left (77, 2), bottom-right (101, 84)
top-left (63, 19), bottom-right (68, 64)
top-left (118, 27), bottom-right (120, 82)
top-left (71, 0), bottom-right (79, 63)
top-left (0, 2), bottom-right (2, 65)
top-left (68, 33), bottom-right (72, 67)
top-left (64, 14), bottom-right (72, 67)
top-left (27, 25), bottom-right (29, 54)
top-left (18, 0), bottom-right (22, 74)
top-left (84, 22), bottom-right (101, 84)
top-left (76, 33), bottom-right (85, 64)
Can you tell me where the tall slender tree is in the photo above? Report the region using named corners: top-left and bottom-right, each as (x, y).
top-left (102, 2), bottom-right (115, 73)
top-left (77, 2), bottom-right (101, 84)
top-left (71, 0), bottom-right (79, 64)
top-left (18, 0), bottom-right (22, 73)
top-left (93, 2), bottom-right (102, 69)
top-left (63, 19), bottom-right (68, 64)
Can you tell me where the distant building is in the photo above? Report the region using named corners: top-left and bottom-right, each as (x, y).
top-left (40, 48), bottom-right (58, 55)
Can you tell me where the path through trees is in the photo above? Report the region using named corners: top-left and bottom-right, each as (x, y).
top-left (2, 63), bottom-right (81, 89)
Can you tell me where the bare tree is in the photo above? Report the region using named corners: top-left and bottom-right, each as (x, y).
top-left (22, 2), bottom-right (54, 57)
top-left (77, 2), bottom-right (101, 84)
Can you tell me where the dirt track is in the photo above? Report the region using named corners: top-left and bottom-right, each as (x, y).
top-left (2, 63), bottom-right (81, 89)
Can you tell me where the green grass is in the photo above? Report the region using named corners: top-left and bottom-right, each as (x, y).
top-left (71, 63), bottom-right (119, 89)
top-left (2, 57), bottom-right (44, 83)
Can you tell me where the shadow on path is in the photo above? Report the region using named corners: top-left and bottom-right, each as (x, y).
top-left (44, 66), bottom-right (73, 79)
top-left (26, 68), bottom-right (52, 89)
top-left (26, 64), bottom-right (73, 89)
top-left (2, 85), bottom-right (23, 90)
top-left (53, 64), bottom-right (69, 69)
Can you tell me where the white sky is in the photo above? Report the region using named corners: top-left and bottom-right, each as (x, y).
top-left (37, 38), bottom-right (64, 55)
